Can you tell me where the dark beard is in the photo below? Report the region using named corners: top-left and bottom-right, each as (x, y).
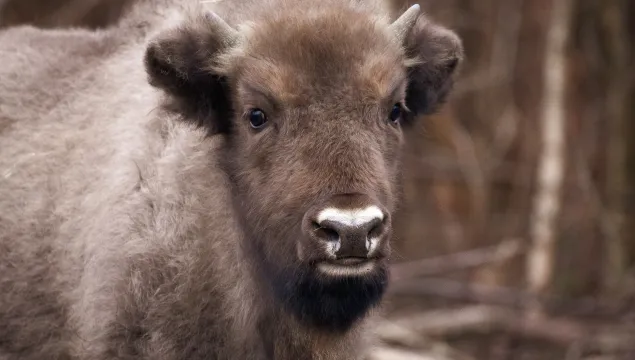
top-left (224, 179), bottom-right (389, 333)
top-left (237, 216), bottom-right (389, 333)
top-left (268, 261), bottom-right (389, 332)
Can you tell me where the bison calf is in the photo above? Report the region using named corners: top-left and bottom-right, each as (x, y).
top-left (0, 0), bottom-right (463, 358)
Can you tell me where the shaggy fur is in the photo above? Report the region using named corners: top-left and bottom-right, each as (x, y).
top-left (0, 0), bottom-right (463, 359)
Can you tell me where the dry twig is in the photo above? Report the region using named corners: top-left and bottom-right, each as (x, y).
top-left (387, 276), bottom-right (627, 318)
top-left (379, 305), bottom-right (635, 353)
top-left (390, 239), bottom-right (524, 281)
top-left (374, 321), bottom-right (475, 360)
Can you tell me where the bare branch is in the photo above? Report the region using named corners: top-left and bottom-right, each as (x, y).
top-left (387, 277), bottom-right (624, 318)
top-left (381, 305), bottom-right (635, 352)
top-left (373, 322), bottom-right (476, 360)
top-left (390, 239), bottom-right (524, 281)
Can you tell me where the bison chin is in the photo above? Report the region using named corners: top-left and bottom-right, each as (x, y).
top-left (269, 261), bottom-right (389, 332)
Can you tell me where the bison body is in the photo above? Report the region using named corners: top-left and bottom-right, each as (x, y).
top-left (0, 0), bottom-right (463, 359)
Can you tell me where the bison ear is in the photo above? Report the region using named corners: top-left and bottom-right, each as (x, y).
top-left (144, 12), bottom-right (240, 135)
top-left (392, 5), bottom-right (464, 117)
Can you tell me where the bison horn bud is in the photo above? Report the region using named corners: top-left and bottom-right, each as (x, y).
top-left (389, 4), bottom-right (421, 44)
top-left (205, 11), bottom-right (240, 45)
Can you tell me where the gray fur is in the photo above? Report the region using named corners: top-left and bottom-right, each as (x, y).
top-left (0, 0), bottom-right (463, 359)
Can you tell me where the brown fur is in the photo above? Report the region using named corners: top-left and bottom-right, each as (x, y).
top-left (0, 0), bottom-right (463, 359)
top-left (0, 0), bottom-right (132, 30)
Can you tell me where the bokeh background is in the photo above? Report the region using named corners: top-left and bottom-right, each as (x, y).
top-left (1, 0), bottom-right (633, 359)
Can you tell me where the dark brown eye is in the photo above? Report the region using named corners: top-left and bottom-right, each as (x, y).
top-left (248, 109), bottom-right (267, 129)
top-left (389, 104), bottom-right (402, 124)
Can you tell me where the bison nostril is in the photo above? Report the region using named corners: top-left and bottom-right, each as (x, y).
top-left (367, 223), bottom-right (382, 239)
top-left (312, 221), bottom-right (339, 242)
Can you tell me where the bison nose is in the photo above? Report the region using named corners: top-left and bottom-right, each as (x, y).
top-left (302, 195), bottom-right (391, 260)
top-left (315, 215), bottom-right (385, 258)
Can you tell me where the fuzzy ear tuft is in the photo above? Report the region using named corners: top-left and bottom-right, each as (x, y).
top-left (144, 12), bottom-right (238, 135)
top-left (400, 15), bottom-right (464, 117)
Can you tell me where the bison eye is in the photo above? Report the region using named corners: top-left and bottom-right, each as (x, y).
top-left (248, 109), bottom-right (267, 129)
top-left (389, 104), bottom-right (403, 124)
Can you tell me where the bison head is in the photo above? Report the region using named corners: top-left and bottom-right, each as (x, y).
top-left (144, 3), bottom-right (462, 332)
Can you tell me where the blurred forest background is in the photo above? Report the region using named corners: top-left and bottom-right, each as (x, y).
top-left (1, 0), bottom-right (633, 359)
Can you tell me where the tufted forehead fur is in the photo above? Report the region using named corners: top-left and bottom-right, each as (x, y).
top-left (232, 6), bottom-right (407, 105)
top-left (0, 0), bottom-right (463, 359)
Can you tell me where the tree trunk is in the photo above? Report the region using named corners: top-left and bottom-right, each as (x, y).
top-left (525, 0), bottom-right (573, 319)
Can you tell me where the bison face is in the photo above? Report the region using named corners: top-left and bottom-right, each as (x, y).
top-left (144, 3), bottom-right (462, 332)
